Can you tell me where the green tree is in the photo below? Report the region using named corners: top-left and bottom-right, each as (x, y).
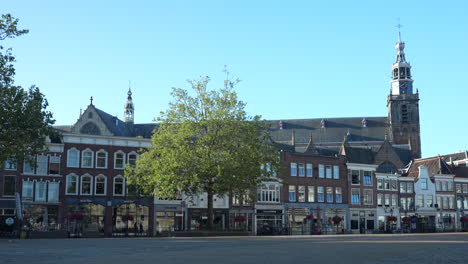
top-left (0, 14), bottom-right (56, 163)
top-left (127, 70), bottom-right (280, 230)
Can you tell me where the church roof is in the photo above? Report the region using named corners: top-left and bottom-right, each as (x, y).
top-left (268, 117), bottom-right (388, 145)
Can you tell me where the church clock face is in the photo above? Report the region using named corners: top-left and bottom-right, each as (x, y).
top-left (399, 82), bottom-right (407, 94)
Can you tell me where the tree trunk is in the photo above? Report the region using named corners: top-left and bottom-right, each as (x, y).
top-left (207, 189), bottom-right (214, 230)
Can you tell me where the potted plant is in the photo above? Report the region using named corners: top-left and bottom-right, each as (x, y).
top-left (387, 216), bottom-right (397, 222)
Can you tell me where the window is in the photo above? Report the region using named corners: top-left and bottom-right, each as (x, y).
top-left (456, 184), bottom-right (462, 193)
top-left (48, 182), bottom-right (59, 203)
top-left (378, 179), bottom-right (384, 190)
top-left (426, 195), bottom-right (433, 208)
top-left (82, 149), bottom-right (93, 168)
top-left (326, 187), bottom-right (333, 203)
top-left (23, 157), bottom-right (35, 174)
top-left (317, 186), bottom-right (324, 202)
top-left (400, 182), bottom-right (407, 193)
top-left (325, 166), bottom-right (332, 179)
top-left (308, 186), bottom-right (315, 202)
top-left (384, 194), bottom-right (390, 206)
top-left (400, 197), bottom-right (407, 210)
top-left (288, 185), bottom-right (296, 202)
top-left (407, 182), bottom-right (414, 193)
top-left (96, 151), bottom-right (107, 168)
top-left (81, 175), bottom-right (92, 195)
top-left (319, 164), bottom-right (325, 178)
top-left (351, 170), bottom-right (360, 184)
top-left (351, 189), bottom-right (360, 204)
top-left (392, 194), bottom-right (398, 207)
top-left (306, 164), bottom-right (313, 177)
top-left (391, 180), bottom-right (397, 191)
top-left (436, 181), bottom-right (441, 191)
top-left (4, 157), bottom-right (17, 170)
top-left (377, 193), bottom-right (383, 206)
top-left (443, 197), bottom-right (449, 209)
top-left (22, 181), bottom-right (33, 201)
top-left (442, 181), bottom-right (447, 192)
top-left (95, 175), bottom-right (107, 195)
top-left (384, 179), bottom-right (390, 190)
top-left (449, 197), bottom-right (454, 209)
top-left (335, 187), bottom-right (342, 203)
top-left (333, 165), bottom-right (340, 179)
top-left (298, 186), bottom-right (305, 202)
top-left (128, 153), bottom-right (138, 166)
top-left (464, 184), bottom-right (468, 193)
top-left (407, 197), bottom-right (414, 210)
top-left (67, 148), bottom-right (79, 167)
top-left (36, 155), bottom-right (48, 175)
top-left (257, 184), bottom-right (280, 203)
top-left (421, 179), bottom-right (428, 190)
top-left (417, 195), bottom-right (424, 208)
top-left (363, 171), bottom-right (372, 185)
top-left (48, 156), bottom-right (60, 175)
top-left (114, 152), bottom-right (125, 169)
top-left (66, 174), bottom-right (78, 195)
top-left (290, 163), bottom-right (297, 176)
top-left (447, 182), bottom-right (453, 192)
top-left (114, 176), bottom-right (125, 196)
top-left (3, 176), bottom-right (15, 196)
top-left (35, 182), bottom-right (46, 202)
top-left (437, 196), bottom-right (442, 209)
top-left (298, 163), bottom-right (305, 177)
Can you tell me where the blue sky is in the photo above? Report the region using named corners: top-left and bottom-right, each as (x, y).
top-left (3, 0), bottom-right (467, 157)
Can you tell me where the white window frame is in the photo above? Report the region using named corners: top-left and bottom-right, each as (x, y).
top-left (298, 163), bottom-right (305, 177)
top-left (113, 175), bottom-right (125, 196)
top-left (36, 155), bottom-right (48, 175)
top-left (290, 163), bottom-right (297, 177)
top-left (94, 174), bottom-right (107, 196)
top-left (80, 174), bottom-right (93, 195)
top-left (47, 181), bottom-right (60, 203)
top-left (289, 185), bottom-right (296, 202)
top-left (335, 187), bottom-right (342, 203)
top-left (4, 157), bottom-right (17, 170)
top-left (127, 152), bottom-right (138, 166)
top-left (65, 174), bottom-right (78, 195)
top-left (308, 186), bottom-right (315, 202)
top-left (306, 163), bottom-right (313, 177)
top-left (23, 156), bottom-right (35, 174)
top-left (333, 165), bottom-right (339, 179)
top-left (114, 151), bottom-right (126, 170)
top-left (96, 150), bottom-right (108, 169)
top-left (81, 148), bottom-right (94, 168)
top-left (319, 164), bottom-right (325, 178)
top-left (67, 148), bottom-right (80, 168)
top-left (257, 183), bottom-right (280, 203)
top-left (35, 181), bottom-right (47, 202)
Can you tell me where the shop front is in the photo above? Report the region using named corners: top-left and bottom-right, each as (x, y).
top-left (437, 212), bottom-right (457, 231)
top-left (155, 204), bottom-right (183, 235)
top-left (188, 208), bottom-right (229, 231)
top-left (228, 209), bottom-right (253, 232)
top-left (23, 204), bottom-right (61, 232)
top-left (65, 199), bottom-right (106, 237)
top-left (112, 200), bottom-right (150, 236)
top-left (0, 199), bottom-right (16, 235)
top-left (350, 209), bottom-right (376, 234)
top-left (256, 209), bottom-right (284, 235)
top-left (377, 207), bottom-right (400, 233)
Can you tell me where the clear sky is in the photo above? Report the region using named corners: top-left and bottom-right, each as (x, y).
top-left (3, 0), bottom-right (468, 158)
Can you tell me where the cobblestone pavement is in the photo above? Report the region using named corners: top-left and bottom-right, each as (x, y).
top-left (1, 233), bottom-right (467, 264)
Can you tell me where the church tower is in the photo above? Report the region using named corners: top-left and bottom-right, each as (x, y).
top-left (124, 87), bottom-right (134, 123)
top-left (387, 30), bottom-right (421, 158)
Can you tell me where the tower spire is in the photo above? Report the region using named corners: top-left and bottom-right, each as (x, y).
top-left (124, 81), bottom-right (134, 123)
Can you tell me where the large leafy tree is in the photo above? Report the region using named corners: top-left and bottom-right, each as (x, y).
top-left (0, 14), bottom-right (56, 163)
top-left (127, 71), bottom-right (280, 229)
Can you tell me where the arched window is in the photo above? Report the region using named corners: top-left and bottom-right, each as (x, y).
top-left (67, 148), bottom-right (80, 168)
top-left (128, 152), bottom-right (138, 166)
top-left (114, 151), bottom-right (125, 169)
top-left (113, 175), bottom-right (125, 196)
top-left (96, 150), bottom-right (108, 169)
top-left (95, 175), bottom-right (107, 195)
top-left (81, 149), bottom-right (94, 168)
top-left (81, 174), bottom-right (93, 195)
top-left (66, 174), bottom-right (78, 195)
top-left (80, 122), bottom-right (101, 135)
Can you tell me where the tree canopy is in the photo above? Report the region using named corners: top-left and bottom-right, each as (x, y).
top-left (0, 14), bottom-right (56, 163)
top-left (127, 70), bottom-right (280, 229)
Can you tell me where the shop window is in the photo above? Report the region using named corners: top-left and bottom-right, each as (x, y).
top-left (317, 186), bottom-right (324, 202)
top-left (3, 175), bottom-right (16, 196)
top-left (326, 187), bottom-right (333, 203)
top-left (308, 186), bottom-right (315, 202)
top-left (335, 187), bottom-right (342, 203)
top-left (333, 166), bottom-right (339, 179)
top-left (66, 174), bottom-right (78, 195)
top-left (81, 175), bottom-right (93, 195)
top-left (67, 148), bottom-right (80, 168)
top-left (351, 189), bottom-right (360, 204)
top-left (96, 150), bottom-right (108, 169)
top-left (363, 171), bottom-right (372, 185)
top-left (290, 163), bottom-right (297, 176)
top-left (114, 176), bottom-right (125, 196)
top-left (351, 170), bottom-right (360, 184)
top-left (49, 156), bottom-right (60, 175)
top-left (22, 181), bottom-right (34, 201)
top-left (325, 166), bottom-right (332, 179)
top-left (114, 152), bottom-right (125, 169)
top-left (82, 149), bottom-right (94, 168)
top-left (306, 164), bottom-right (313, 177)
top-left (48, 182), bottom-right (59, 203)
top-left (95, 175), bottom-right (107, 195)
top-left (367, 220), bottom-right (374, 230)
top-left (288, 185), bottom-right (296, 202)
top-left (298, 186), bottom-right (305, 202)
top-left (128, 153), bottom-right (138, 166)
top-left (35, 182), bottom-right (47, 202)
top-left (351, 220), bottom-right (359, 229)
top-left (319, 164), bottom-right (325, 178)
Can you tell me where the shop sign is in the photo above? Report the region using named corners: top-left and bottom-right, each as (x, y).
top-left (79, 199), bottom-right (92, 203)
top-left (175, 213), bottom-right (183, 217)
top-left (5, 217), bottom-right (14, 226)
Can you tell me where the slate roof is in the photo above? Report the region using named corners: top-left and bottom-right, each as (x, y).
top-left (343, 146), bottom-right (375, 164)
top-left (406, 157), bottom-right (454, 178)
top-left (442, 151), bottom-right (468, 163)
top-left (268, 117), bottom-right (388, 145)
